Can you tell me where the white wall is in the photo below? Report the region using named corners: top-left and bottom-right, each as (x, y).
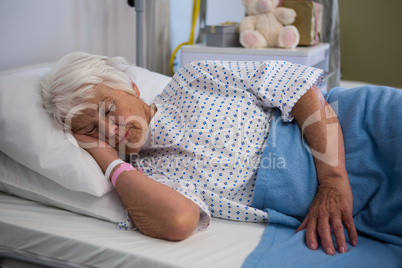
top-left (0, 0), bottom-right (137, 70)
top-left (205, 0), bottom-right (245, 25)
top-left (1, 0), bottom-right (247, 72)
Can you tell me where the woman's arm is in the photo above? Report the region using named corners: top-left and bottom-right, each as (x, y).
top-left (291, 86), bottom-right (358, 255)
top-left (73, 134), bottom-right (200, 241)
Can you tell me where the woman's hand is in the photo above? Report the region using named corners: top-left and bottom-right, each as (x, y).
top-left (73, 133), bottom-right (200, 241)
top-left (72, 132), bottom-right (109, 149)
top-left (72, 133), bottom-right (119, 172)
top-left (292, 86), bottom-right (358, 254)
top-left (297, 170), bottom-right (358, 255)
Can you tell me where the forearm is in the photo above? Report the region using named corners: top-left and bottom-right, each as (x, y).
top-left (292, 86), bottom-right (357, 255)
top-left (86, 149), bottom-right (200, 241)
top-left (114, 170), bottom-right (200, 241)
top-left (292, 85), bottom-right (347, 183)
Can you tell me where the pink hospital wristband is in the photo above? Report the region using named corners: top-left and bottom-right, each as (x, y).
top-left (111, 163), bottom-right (136, 187)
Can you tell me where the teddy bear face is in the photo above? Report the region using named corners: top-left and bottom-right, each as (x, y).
top-left (242, 0), bottom-right (280, 15)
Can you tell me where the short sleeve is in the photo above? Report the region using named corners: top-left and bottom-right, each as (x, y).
top-left (146, 173), bottom-right (211, 230)
top-left (248, 61), bottom-right (324, 122)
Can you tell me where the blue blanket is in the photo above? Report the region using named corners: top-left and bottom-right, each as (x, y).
top-left (243, 86), bottom-right (402, 267)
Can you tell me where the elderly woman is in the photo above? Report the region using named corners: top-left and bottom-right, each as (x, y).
top-left (42, 52), bottom-right (359, 255)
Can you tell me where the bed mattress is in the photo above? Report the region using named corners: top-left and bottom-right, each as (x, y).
top-left (0, 192), bottom-right (265, 268)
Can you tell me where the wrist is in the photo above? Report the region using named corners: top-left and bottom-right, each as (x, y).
top-left (317, 167), bottom-right (349, 185)
top-left (105, 159), bottom-right (125, 182)
top-left (91, 149), bottom-right (120, 172)
top-left (110, 163), bottom-right (137, 187)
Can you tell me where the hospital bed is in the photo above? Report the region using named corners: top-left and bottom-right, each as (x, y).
top-left (1, 1), bottom-right (401, 268)
top-left (0, 62), bottom-right (267, 268)
top-left (0, 191), bottom-right (264, 268)
top-left (2, 66), bottom-right (401, 268)
top-left (2, 62), bottom-right (401, 268)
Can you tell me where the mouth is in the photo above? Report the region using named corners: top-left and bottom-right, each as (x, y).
top-left (117, 129), bottom-right (130, 145)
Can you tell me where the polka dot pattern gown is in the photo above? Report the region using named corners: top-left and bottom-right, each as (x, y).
top-left (133, 60), bottom-right (324, 230)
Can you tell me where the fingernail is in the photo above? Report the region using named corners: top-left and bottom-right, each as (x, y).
top-left (327, 248), bottom-right (334, 255)
top-left (309, 243), bottom-right (317, 250)
top-left (339, 247), bottom-right (347, 253)
top-left (351, 240), bottom-right (357, 246)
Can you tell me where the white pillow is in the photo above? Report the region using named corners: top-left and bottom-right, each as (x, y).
top-left (134, 66), bottom-right (172, 105)
top-left (0, 62), bottom-right (171, 220)
top-left (0, 150), bottom-right (127, 223)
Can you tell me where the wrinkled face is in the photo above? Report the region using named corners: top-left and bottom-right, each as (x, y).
top-left (69, 83), bottom-right (151, 154)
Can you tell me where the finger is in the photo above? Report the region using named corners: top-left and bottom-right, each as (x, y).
top-left (305, 216), bottom-right (318, 250)
top-left (296, 215), bottom-right (309, 232)
top-left (317, 216), bottom-right (335, 255)
top-left (331, 217), bottom-right (347, 253)
top-left (343, 214), bottom-right (358, 247)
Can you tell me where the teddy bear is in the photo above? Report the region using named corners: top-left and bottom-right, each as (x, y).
top-left (239, 0), bottom-right (300, 49)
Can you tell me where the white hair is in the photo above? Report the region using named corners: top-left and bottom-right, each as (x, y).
top-left (41, 52), bottom-right (136, 130)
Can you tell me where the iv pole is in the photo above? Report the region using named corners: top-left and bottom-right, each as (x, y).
top-left (127, 0), bottom-right (145, 68)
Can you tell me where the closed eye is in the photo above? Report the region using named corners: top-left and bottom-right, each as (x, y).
top-left (86, 127), bottom-right (97, 135)
top-left (106, 103), bottom-right (116, 115)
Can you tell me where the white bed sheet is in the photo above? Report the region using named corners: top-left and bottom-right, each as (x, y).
top-left (0, 192), bottom-right (265, 268)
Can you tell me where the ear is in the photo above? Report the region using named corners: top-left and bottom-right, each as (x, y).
top-left (130, 79), bottom-right (141, 98)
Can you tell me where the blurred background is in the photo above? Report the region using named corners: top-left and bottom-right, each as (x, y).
top-left (338, 0), bottom-right (402, 88)
top-left (170, 0), bottom-right (402, 88)
top-left (1, 0), bottom-right (401, 88)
